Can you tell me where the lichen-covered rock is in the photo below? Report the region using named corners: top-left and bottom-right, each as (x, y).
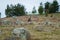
top-left (12, 27), bottom-right (31, 40)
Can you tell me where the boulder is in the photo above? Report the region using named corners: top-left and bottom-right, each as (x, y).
top-left (12, 27), bottom-right (31, 40)
top-left (34, 25), bottom-right (44, 32)
top-left (0, 30), bottom-right (2, 35)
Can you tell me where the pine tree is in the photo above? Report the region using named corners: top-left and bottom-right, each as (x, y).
top-left (52, 0), bottom-right (59, 13)
top-left (38, 2), bottom-right (43, 15)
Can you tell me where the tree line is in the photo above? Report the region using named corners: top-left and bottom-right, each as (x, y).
top-left (37, 0), bottom-right (59, 15)
top-left (5, 0), bottom-right (59, 17)
top-left (5, 3), bottom-right (26, 17)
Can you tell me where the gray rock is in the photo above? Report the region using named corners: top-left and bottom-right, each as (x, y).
top-left (12, 27), bottom-right (31, 40)
top-left (0, 30), bottom-right (2, 35)
top-left (12, 16), bottom-right (17, 19)
top-left (43, 28), bottom-right (52, 32)
top-left (34, 25), bottom-right (44, 32)
top-left (2, 20), bottom-right (11, 25)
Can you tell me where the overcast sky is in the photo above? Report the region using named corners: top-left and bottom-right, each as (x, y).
top-left (0, 0), bottom-right (60, 18)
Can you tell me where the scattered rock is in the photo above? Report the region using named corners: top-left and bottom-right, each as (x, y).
top-left (16, 20), bottom-right (24, 25)
top-left (34, 25), bottom-right (44, 32)
top-left (43, 28), bottom-right (52, 32)
top-left (2, 20), bottom-right (11, 25)
top-left (0, 30), bottom-right (2, 35)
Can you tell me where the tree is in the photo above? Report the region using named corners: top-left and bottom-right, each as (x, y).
top-left (5, 5), bottom-right (11, 17)
top-left (45, 0), bottom-right (59, 13)
top-left (32, 7), bottom-right (36, 14)
top-left (0, 13), bottom-right (1, 18)
top-left (52, 0), bottom-right (59, 13)
top-left (5, 3), bottom-right (26, 17)
top-left (38, 2), bottom-right (43, 15)
top-left (49, 4), bottom-right (54, 13)
top-left (45, 2), bottom-right (50, 16)
top-left (45, 2), bottom-right (50, 10)
top-left (45, 2), bottom-right (50, 12)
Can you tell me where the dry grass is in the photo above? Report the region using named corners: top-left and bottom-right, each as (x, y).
top-left (0, 13), bottom-right (60, 40)
top-left (0, 24), bottom-right (60, 40)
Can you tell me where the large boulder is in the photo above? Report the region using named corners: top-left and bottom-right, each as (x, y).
top-left (12, 27), bottom-right (31, 40)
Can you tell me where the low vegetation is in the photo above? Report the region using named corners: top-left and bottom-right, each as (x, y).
top-left (0, 13), bottom-right (60, 40)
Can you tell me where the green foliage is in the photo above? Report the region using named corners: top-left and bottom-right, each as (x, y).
top-left (45, 0), bottom-right (59, 13)
top-left (32, 7), bottom-right (36, 14)
top-left (45, 2), bottom-right (50, 10)
top-left (51, 0), bottom-right (59, 13)
top-left (5, 4), bottom-right (26, 17)
top-left (45, 2), bottom-right (50, 16)
top-left (0, 12), bottom-right (1, 18)
top-left (38, 2), bottom-right (43, 15)
top-left (49, 0), bottom-right (59, 13)
top-left (49, 4), bottom-right (54, 13)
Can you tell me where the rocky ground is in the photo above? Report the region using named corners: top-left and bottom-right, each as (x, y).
top-left (0, 13), bottom-right (60, 40)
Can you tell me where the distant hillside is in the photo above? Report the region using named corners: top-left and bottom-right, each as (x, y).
top-left (0, 13), bottom-right (60, 40)
top-left (0, 13), bottom-right (60, 26)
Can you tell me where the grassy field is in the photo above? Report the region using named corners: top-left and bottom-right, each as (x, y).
top-left (0, 13), bottom-right (60, 40)
top-left (0, 24), bottom-right (60, 40)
